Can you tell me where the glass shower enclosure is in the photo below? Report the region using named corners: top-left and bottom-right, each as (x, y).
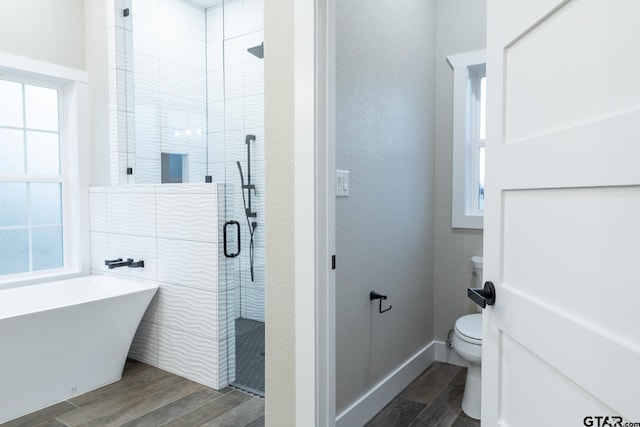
top-left (114, 0), bottom-right (265, 396)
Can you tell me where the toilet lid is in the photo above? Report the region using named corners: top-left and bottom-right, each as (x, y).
top-left (455, 313), bottom-right (482, 344)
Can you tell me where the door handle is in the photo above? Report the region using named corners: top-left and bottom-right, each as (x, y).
top-left (468, 281), bottom-right (496, 308)
top-left (223, 220), bottom-right (241, 258)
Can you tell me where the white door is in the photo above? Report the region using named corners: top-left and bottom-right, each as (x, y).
top-left (483, 0), bottom-right (640, 425)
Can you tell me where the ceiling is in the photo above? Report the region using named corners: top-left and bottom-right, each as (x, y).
top-left (184, 0), bottom-right (224, 8)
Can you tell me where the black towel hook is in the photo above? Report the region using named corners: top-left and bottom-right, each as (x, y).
top-left (370, 291), bottom-right (392, 314)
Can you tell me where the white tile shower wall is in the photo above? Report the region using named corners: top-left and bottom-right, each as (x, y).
top-left (109, 0), bottom-right (265, 320)
top-left (88, 184), bottom-right (235, 389)
top-left (207, 0), bottom-right (265, 322)
top-left (111, 0), bottom-right (208, 185)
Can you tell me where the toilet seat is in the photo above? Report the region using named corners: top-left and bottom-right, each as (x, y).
top-left (455, 314), bottom-right (482, 345)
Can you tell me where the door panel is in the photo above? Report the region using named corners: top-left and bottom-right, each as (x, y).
top-left (502, 187), bottom-right (640, 340)
top-left (499, 333), bottom-right (616, 427)
top-left (484, 0), bottom-right (640, 424)
top-left (504, 0), bottom-right (640, 143)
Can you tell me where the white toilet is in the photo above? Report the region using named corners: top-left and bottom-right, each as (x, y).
top-left (452, 256), bottom-right (483, 420)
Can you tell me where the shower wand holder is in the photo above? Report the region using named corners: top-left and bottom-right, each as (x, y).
top-left (370, 291), bottom-right (392, 314)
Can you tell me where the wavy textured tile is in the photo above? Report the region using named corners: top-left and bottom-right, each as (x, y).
top-left (208, 70), bottom-right (224, 103)
top-left (142, 290), bottom-right (160, 323)
top-left (225, 98), bottom-right (244, 131)
top-left (132, 18), bottom-right (160, 58)
top-left (243, 2), bottom-right (264, 35)
top-left (155, 283), bottom-right (218, 339)
top-left (244, 94), bottom-right (264, 129)
top-left (90, 232), bottom-right (108, 274)
top-left (155, 184), bottom-right (218, 194)
top-left (89, 192), bottom-right (107, 232)
top-left (241, 289), bottom-right (265, 322)
top-left (129, 321), bottom-right (158, 366)
top-left (107, 234), bottom-right (158, 281)
top-left (106, 193), bottom-right (157, 237)
top-left (156, 193), bottom-right (218, 242)
top-left (157, 0), bottom-right (205, 41)
top-left (244, 61), bottom-right (264, 97)
top-left (158, 326), bottom-right (218, 388)
top-left (225, 65), bottom-right (244, 100)
top-left (160, 61), bottom-right (206, 101)
top-left (157, 238), bottom-right (218, 290)
top-left (133, 158), bottom-right (161, 184)
top-left (159, 32), bottom-right (205, 74)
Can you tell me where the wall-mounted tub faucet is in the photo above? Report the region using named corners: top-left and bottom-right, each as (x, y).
top-left (104, 258), bottom-right (145, 269)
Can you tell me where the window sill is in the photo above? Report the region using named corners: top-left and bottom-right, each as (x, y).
top-left (452, 213), bottom-right (483, 230)
top-left (0, 269), bottom-right (83, 291)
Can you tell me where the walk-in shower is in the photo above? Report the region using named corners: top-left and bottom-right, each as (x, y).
top-left (113, 0), bottom-right (265, 396)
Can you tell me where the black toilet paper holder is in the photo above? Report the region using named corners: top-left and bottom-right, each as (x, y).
top-left (370, 291), bottom-right (392, 314)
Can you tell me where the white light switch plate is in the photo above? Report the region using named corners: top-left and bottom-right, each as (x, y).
top-left (336, 170), bottom-right (349, 196)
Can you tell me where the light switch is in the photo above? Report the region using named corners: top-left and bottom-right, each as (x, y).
top-left (336, 170), bottom-right (349, 196)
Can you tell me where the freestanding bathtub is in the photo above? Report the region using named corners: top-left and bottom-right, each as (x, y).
top-left (0, 275), bottom-right (158, 423)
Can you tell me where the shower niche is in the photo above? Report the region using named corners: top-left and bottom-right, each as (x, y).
top-left (109, 0), bottom-right (265, 395)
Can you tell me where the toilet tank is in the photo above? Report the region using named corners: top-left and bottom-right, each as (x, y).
top-left (471, 256), bottom-right (483, 289)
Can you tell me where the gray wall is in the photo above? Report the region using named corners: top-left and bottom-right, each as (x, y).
top-left (335, 0), bottom-right (437, 413)
top-left (433, 0), bottom-right (486, 342)
top-left (0, 0), bottom-right (86, 70)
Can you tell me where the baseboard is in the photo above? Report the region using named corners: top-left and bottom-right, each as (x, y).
top-left (335, 342), bottom-right (436, 427)
top-left (335, 340), bottom-right (469, 426)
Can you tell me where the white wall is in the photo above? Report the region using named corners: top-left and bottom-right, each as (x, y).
top-left (335, 0), bottom-right (436, 414)
top-left (264, 0), bottom-right (296, 423)
top-left (433, 0), bottom-right (487, 342)
top-left (0, 0), bottom-right (86, 70)
top-left (85, 0), bottom-right (113, 186)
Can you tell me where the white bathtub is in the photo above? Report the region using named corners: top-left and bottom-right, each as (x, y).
top-left (0, 275), bottom-right (158, 423)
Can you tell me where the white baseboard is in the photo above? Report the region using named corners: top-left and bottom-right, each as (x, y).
top-left (335, 342), bottom-right (435, 427)
top-left (335, 340), bottom-right (470, 426)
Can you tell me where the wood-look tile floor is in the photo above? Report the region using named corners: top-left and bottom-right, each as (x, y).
top-left (1, 359), bottom-right (264, 427)
top-left (366, 362), bottom-right (481, 427)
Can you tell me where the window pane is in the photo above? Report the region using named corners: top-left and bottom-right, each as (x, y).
top-left (27, 131), bottom-right (60, 175)
top-left (0, 80), bottom-right (23, 128)
top-left (0, 128), bottom-right (25, 174)
top-left (32, 226), bottom-right (63, 271)
top-left (480, 77), bottom-right (486, 140)
top-left (0, 228), bottom-right (29, 275)
top-left (31, 183), bottom-right (62, 225)
top-left (25, 85), bottom-right (59, 132)
top-left (0, 182), bottom-right (28, 226)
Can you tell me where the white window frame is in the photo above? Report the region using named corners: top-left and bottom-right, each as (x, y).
top-left (448, 50), bottom-right (486, 229)
top-left (0, 52), bottom-right (90, 289)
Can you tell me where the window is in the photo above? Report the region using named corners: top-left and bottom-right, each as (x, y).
top-left (0, 53), bottom-right (89, 287)
top-left (0, 79), bottom-right (64, 275)
top-left (448, 50), bottom-right (486, 229)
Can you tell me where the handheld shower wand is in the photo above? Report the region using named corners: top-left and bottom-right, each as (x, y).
top-left (237, 135), bottom-right (258, 282)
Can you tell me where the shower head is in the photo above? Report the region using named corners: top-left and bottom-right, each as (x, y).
top-left (247, 42), bottom-right (264, 59)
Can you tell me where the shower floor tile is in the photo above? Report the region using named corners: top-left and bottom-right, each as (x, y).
top-left (232, 318), bottom-right (265, 396)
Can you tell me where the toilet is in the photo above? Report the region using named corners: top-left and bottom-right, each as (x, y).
top-left (452, 256), bottom-right (483, 420)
